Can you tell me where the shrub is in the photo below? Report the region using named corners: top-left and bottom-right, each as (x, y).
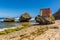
top-left (21, 22), bottom-right (31, 27)
top-left (50, 15), bottom-right (55, 20)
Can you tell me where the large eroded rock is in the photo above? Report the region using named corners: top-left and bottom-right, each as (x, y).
top-left (19, 13), bottom-right (31, 22)
top-left (35, 15), bottom-right (55, 24)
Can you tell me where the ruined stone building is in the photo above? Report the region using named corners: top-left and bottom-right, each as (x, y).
top-left (40, 8), bottom-right (52, 17)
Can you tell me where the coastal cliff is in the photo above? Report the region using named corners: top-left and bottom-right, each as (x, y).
top-left (53, 9), bottom-right (60, 20)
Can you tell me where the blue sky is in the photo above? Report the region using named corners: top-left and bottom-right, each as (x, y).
top-left (0, 0), bottom-right (60, 17)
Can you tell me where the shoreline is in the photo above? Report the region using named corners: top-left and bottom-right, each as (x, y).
top-left (0, 22), bottom-right (20, 31)
top-left (0, 20), bottom-right (60, 40)
top-left (0, 20), bottom-right (55, 32)
top-left (0, 26), bottom-right (18, 31)
top-left (0, 20), bottom-right (58, 33)
top-left (0, 22), bottom-right (37, 31)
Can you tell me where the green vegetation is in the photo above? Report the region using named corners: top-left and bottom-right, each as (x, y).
top-left (21, 22), bottom-right (31, 27)
top-left (0, 31), bottom-right (7, 35)
top-left (5, 29), bottom-right (15, 34)
top-left (0, 28), bottom-right (16, 35)
top-left (0, 22), bottom-right (31, 35)
top-left (50, 15), bottom-right (55, 20)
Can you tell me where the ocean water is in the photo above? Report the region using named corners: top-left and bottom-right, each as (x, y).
top-left (0, 18), bottom-right (19, 29)
top-left (0, 18), bottom-right (35, 29)
top-left (0, 22), bottom-right (19, 28)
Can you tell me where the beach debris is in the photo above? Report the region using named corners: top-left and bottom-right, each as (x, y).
top-left (19, 13), bottom-right (31, 22)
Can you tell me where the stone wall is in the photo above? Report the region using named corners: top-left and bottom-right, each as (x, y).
top-left (40, 8), bottom-right (52, 17)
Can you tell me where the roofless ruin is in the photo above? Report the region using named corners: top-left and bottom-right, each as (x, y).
top-left (40, 8), bottom-right (52, 17)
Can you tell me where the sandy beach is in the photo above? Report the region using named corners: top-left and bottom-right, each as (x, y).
top-left (0, 20), bottom-right (60, 40)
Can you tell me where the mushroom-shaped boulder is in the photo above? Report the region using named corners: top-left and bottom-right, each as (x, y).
top-left (19, 13), bottom-right (31, 22)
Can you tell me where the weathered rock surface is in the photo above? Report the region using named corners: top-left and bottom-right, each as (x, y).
top-left (19, 13), bottom-right (31, 22)
top-left (4, 18), bottom-right (15, 22)
top-left (35, 15), bottom-right (55, 24)
top-left (53, 9), bottom-right (60, 20)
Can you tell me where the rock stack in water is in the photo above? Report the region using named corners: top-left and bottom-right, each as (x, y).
top-left (4, 18), bottom-right (15, 22)
top-left (19, 13), bottom-right (31, 22)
